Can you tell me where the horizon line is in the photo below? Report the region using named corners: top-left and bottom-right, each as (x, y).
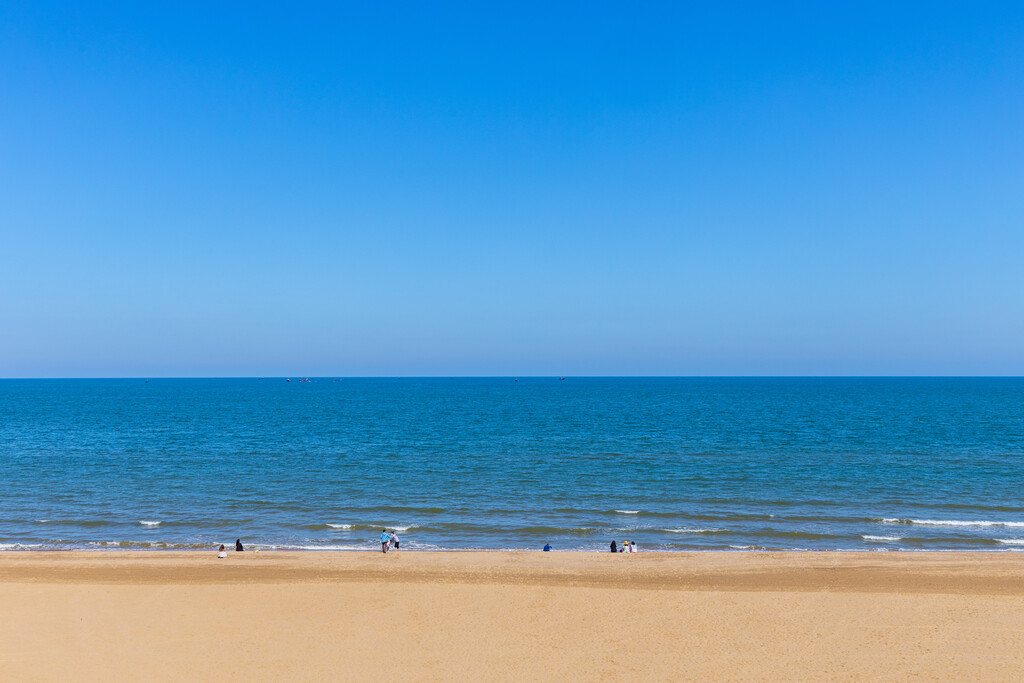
top-left (3, 375), bottom-right (1024, 380)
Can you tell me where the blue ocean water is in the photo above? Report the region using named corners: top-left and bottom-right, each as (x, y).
top-left (1, 378), bottom-right (1023, 552)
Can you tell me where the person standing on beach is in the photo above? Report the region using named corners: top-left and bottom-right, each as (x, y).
top-left (390, 530), bottom-right (400, 551)
top-left (380, 529), bottom-right (391, 553)
top-left (235, 539), bottom-right (244, 552)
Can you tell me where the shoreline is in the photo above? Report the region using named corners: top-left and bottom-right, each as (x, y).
top-left (2, 550), bottom-right (1023, 594)
top-left (3, 546), bottom-right (1024, 552)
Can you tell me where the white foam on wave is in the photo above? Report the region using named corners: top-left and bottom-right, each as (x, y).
top-left (271, 544), bottom-right (371, 551)
top-left (390, 525), bottom-right (413, 532)
top-left (663, 527), bottom-right (719, 534)
top-left (326, 523), bottom-right (351, 529)
top-left (996, 539), bottom-right (1024, 546)
top-left (881, 518), bottom-right (1024, 528)
top-left (863, 535), bottom-right (902, 542)
top-left (139, 520), bottom-right (162, 527)
top-left (0, 543), bottom-right (42, 550)
top-left (614, 510), bottom-right (640, 514)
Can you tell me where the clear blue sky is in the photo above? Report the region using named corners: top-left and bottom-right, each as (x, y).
top-left (2, 3), bottom-right (1022, 377)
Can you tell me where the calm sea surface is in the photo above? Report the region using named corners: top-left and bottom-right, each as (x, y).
top-left (1, 378), bottom-right (1023, 552)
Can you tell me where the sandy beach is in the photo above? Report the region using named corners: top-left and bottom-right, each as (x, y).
top-left (1, 551), bottom-right (1022, 681)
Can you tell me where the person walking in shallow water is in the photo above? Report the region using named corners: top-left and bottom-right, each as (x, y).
top-left (390, 530), bottom-right (400, 551)
top-left (380, 529), bottom-right (391, 553)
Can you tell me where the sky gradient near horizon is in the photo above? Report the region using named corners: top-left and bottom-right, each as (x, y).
top-left (2, 3), bottom-right (1023, 377)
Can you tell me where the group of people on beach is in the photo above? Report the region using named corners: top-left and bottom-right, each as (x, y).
top-left (610, 540), bottom-right (637, 554)
top-left (217, 539), bottom-right (245, 558)
top-left (545, 540), bottom-right (639, 553)
top-left (216, 534), bottom-right (637, 555)
top-left (379, 529), bottom-right (400, 553)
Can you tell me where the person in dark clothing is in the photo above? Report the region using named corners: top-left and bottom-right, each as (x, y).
top-left (610, 540), bottom-right (617, 553)
top-left (235, 539), bottom-right (244, 551)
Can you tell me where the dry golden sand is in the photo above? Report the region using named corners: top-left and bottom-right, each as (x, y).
top-left (1, 551), bottom-right (1023, 682)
